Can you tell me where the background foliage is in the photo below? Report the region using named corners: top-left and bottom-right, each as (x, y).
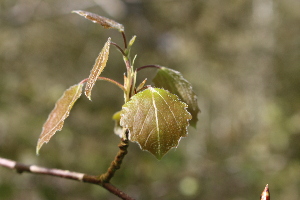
top-left (1, 0), bottom-right (300, 199)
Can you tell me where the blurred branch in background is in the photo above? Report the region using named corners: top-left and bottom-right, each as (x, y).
top-left (0, 0), bottom-right (300, 200)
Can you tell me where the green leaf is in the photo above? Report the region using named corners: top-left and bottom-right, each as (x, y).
top-left (36, 83), bottom-right (84, 154)
top-left (120, 87), bottom-right (192, 159)
top-left (128, 35), bottom-right (136, 48)
top-left (72, 10), bottom-right (125, 32)
top-left (85, 37), bottom-right (111, 100)
top-left (152, 67), bottom-right (200, 127)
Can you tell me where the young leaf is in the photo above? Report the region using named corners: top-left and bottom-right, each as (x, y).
top-left (120, 87), bottom-right (192, 159)
top-left (72, 10), bottom-right (124, 32)
top-left (128, 35), bottom-right (136, 48)
top-left (152, 67), bottom-right (200, 127)
top-left (36, 83), bottom-right (84, 154)
top-left (85, 37), bottom-right (111, 100)
top-left (136, 78), bottom-right (147, 92)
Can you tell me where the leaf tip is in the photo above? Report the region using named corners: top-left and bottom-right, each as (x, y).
top-left (128, 35), bottom-right (137, 47)
top-left (85, 91), bottom-right (92, 101)
top-left (72, 10), bottom-right (84, 16)
top-left (71, 10), bottom-right (79, 13)
top-left (36, 139), bottom-right (44, 155)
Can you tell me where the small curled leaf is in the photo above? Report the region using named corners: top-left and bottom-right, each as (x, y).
top-left (72, 10), bottom-right (124, 32)
top-left (36, 83), bottom-right (84, 154)
top-left (85, 37), bottom-right (111, 100)
top-left (120, 87), bottom-right (192, 159)
top-left (153, 67), bottom-right (200, 127)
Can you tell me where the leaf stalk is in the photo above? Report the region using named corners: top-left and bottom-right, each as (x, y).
top-left (136, 64), bottom-right (162, 72)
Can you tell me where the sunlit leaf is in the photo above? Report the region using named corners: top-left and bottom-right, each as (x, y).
top-left (120, 87), bottom-right (192, 159)
top-left (152, 67), bottom-right (200, 127)
top-left (260, 184), bottom-right (270, 200)
top-left (36, 83), bottom-right (84, 154)
top-left (72, 10), bottom-right (124, 32)
top-left (85, 37), bottom-right (111, 100)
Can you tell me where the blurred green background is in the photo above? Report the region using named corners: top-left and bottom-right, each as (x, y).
top-left (1, 0), bottom-right (300, 199)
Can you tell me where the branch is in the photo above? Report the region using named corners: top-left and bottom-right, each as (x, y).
top-left (0, 134), bottom-right (132, 200)
top-left (100, 130), bottom-right (129, 183)
top-left (0, 157), bottom-right (135, 200)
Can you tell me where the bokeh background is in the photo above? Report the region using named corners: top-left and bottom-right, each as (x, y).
top-left (1, 0), bottom-right (300, 199)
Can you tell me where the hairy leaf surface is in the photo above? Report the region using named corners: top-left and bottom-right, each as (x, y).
top-left (36, 83), bottom-right (83, 154)
top-left (72, 10), bottom-right (124, 32)
top-left (120, 87), bottom-right (192, 159)
top-left (85, 37), bottom-right (111, 100)
top-left (153, 67), bottom-right (200, 127)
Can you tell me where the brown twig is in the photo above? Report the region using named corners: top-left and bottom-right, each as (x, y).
top-left (0, 134), bottom-right (134, 200)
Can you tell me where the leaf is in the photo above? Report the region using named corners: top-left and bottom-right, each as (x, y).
top-left (85, 37), bottom-right (111, 100)
top-left (72, 10), bottom-right (124, 32)
top-left (136, 78), bottom-right (147, 92)
top-left (128, 35), bottom-right (136, 48)
top-left (36, 83), bottom-right (84, 154)
top-left (152, 67), bottom-right (200, 127)
top-left (120, 87), bottom-right (192, 159)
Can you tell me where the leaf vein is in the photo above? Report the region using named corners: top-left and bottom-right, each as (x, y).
top-left (155, 92), bottom-right (179, 125)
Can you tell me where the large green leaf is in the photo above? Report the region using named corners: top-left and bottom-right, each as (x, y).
top-left (120, 87), bottom-right (192, 159)
top-left (85, 37), bottom-right (111, 100)
top-left (36, 83), bottom-right (83, 154)
top-left (152, 67), bottom-right (200, 127)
